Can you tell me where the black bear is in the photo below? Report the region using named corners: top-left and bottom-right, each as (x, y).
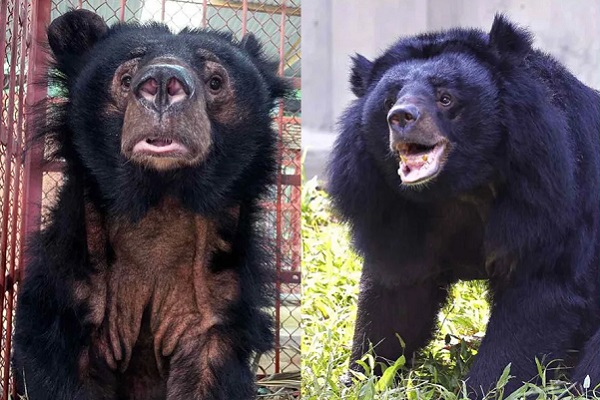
top-left (328, 15), bottom-right (600, 397)
top-left (13, 9), bottom-right (288, 400)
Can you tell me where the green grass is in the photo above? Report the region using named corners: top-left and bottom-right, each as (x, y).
top-left (301, 177), bottom-right (597, 400)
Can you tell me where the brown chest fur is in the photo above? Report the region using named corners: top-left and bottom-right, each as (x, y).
top-left (75, 200), bottom-right (238, 381)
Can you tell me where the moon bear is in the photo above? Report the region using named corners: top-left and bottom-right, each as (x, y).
top-left (328, 15), bottom-right (600, 397)
top-left (13, 10), bottom-right (288, 400)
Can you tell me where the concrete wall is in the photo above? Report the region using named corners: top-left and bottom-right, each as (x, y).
top-left (302, 0), bottom-right (600, 179)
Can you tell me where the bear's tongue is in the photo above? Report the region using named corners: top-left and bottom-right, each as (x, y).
top-left (397, 143), bottom-right (445, 184)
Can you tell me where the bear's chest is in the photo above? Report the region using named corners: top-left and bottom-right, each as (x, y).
top-left (75, 201), bottom-right (238, 379)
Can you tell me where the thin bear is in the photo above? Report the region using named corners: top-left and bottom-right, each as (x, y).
top-left (13, 9), bottom-right (289, 400)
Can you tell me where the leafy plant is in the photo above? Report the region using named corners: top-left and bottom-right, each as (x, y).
top-left (301, 177), bottom-right (596, 399)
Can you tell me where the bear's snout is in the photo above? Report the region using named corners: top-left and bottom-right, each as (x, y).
top-left (388, 103), bottom-right (420, 130)
top-left (133, 60), bottom-right (196, 113)
top-left (119, 57), bottom-right (212, 171)
top-left (386, 98), bottom-right (449, 185)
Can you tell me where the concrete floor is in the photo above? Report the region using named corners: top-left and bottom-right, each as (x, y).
top-left (302, 128), bottom-right (336, 182)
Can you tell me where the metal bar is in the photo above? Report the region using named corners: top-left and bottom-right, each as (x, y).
top-left (278, 270), bottom-right (300, 285)
top-left (284, 37), bottom-right (300, 66)
top-left (42, 160), bottom-right (65, 172)
top-left (4, 4), bottom-right (29, 393)
top-left (120, 0), bottom-right (126, 21)
top-left (206, 0), bottom-right (300, 17)
top-left (0, 0), bottom-right (15, 383)
top-left (290, 77), bottom-right (300, 89)
top-left (280, 174), bottom-right (300, 187)
top-left (280, 115), bottom-right (300, 124)
top-left (260, 202), bottom-right (297, 213)
top-left (0, 124), bottom-right (23, 147)
top-left (1, 0), bottom-right (23, 395)
top-left (273, 0), bottom-right (287, 374)
top-left (290, 151), bottom-right (301, 272)
top-left (160, 0), bottom-right (165, 22)
top-left (22, 0), bottom-right (51, 266)
top-left (0, 0), bottom-right (10, 152)
top-left (12, 0), bottom-right (30, 285)
top-left (241, 0), bottom-right (247, 36)
top-left (2, 0), bottom-right (23, 297)
top-left (0, 126), bottom-right (7, 146)
top-left (201, 0), bottom-right (207, 28)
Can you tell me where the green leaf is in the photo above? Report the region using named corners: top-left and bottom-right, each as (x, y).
top-left (496, 363), bottom-right (512, 390)
top-left (375, 355), bottom-right (406, 392)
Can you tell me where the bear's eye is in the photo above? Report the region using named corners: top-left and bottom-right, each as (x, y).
top-left (208, 75), bottom-right (223, 93)
top-left (121, 74), bottom-right (133, 89)
top-left (439, 94), bottom-right (452, 106)
top-left (384, 98), bottom-right (395, 110)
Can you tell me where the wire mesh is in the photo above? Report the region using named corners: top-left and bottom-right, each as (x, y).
top-left (1, 0), bottom-right (301, 396)
top-left (0, 0), bottom-right (34, 396)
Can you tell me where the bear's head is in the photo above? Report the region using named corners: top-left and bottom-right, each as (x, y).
top-left (346, 15), bottom-right (570, 202)
top-left (44, 10), bottom-right (288, 216)
top-left (359, 51), bottom-right (500, 194)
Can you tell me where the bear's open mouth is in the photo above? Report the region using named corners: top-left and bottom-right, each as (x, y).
top-left (395, 140), bottom-right (448, 185)
top-left (132, 137), bottom-right (189, 157)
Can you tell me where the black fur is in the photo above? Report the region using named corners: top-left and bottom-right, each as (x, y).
top-left (13, 10), bottom-right (289, 400)
top-left (328, 15), bottom-right (600, 398)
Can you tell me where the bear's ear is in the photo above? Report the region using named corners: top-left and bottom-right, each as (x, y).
top-left (239, 33), bottom-right (263, 59)
top-left (48, 10), bottom-right (108, 64)
top-left (350, 54), bottom-right (373, 97)
top-left (488, 14), bottom-right (533, 60)
top-left (239, 32), bottom-right (290, 100)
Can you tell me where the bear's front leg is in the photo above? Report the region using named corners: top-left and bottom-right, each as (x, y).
top-left (166, 326), bottom-right (255, 400)
top-left (467, 278), bottom-right (586, 399)
top-left (349, 269), bottom-right (450, 376)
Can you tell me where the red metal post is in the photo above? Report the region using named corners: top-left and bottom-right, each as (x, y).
top-left (120, 0), bottom-right (126, 21)
top-left (273, 0), bottom-right (287, 374)
top-left (0, 0), bottom-right (23, 395)
top-left (0, 1), bottom-right (17, 395)
top-left (22, 0), bottom-right (52, 258)
top-left (291, 149), bottom-right (301, 271)
top-left (160, 0), bottom-right (165, 22)
top-left (1, 0), bottom-right (23, 297)
top-left (4, 2), bottom-right (31, 395)
top-left (241, 0), bottom-right (247, 36)
top-left (13, 0), bottom-right (30, 267)
top-left (201, 0), bottom-right (207, 28)
top-left (0, 0), bottom-right (8, 105)
top-left (0, 0), bottom-right (8, 160)
top-left (0, 3), bottom-right (20, 399)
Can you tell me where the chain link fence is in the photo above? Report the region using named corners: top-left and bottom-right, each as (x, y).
top-left (1, 0), bottom-right (301, 397)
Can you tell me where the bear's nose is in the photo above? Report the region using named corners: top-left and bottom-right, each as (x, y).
top-left (133, 64), bottom-right (194, 111)
top-left (387, 104), bottom-right (420, 130)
